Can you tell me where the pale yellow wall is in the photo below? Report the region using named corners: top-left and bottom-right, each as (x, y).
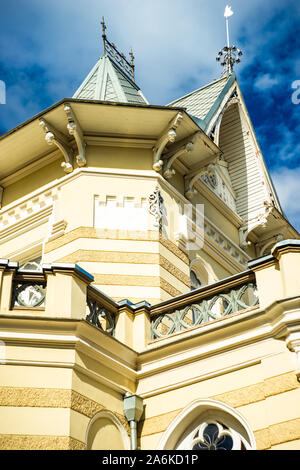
top-left (189, 248), bottom-right (232, 282)
top-left (87, 145), bottom-right (153, 171)
top-left (2, 158), bottom-right (64, 208)
top-left (0, 141), bottom-right (250, 304)
top-left (138, 338), bottom-right (299, 450)
top-left (192, 191), bottom-right (240, 245)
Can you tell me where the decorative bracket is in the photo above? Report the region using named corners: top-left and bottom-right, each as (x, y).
top-left (148, 187), bottom-right (164, 230)
top-left (153, 113), bottom-right (183, 172)
top-left (64, 103), bottom-right (86, 167)
top-left (184, 163), bottom-right (217, 199)
top-left (163, 133), bottom-right (199, 179)
top-left (239, 203), bottom-right (275, 248)
top-left (39, 119), bottom-right (74, 173)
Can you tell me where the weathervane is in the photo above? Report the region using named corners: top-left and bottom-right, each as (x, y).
top-left (216, 5), bottom-right (243, 76)
top-left (100, 17), bottom-right (135, 82)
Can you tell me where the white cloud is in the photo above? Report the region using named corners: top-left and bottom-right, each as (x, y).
top-left (0, 0), bottom-right (292, 105)
top-left (271, 167), bottom-right (300, 230)
top-left (254, 73), bottom-right (279, 90)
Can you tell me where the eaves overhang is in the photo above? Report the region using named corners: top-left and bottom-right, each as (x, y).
top-left (0, 98), bottom-right (221, 181)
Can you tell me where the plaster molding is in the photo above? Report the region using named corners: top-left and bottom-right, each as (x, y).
top-left (0, 206), bottom-right (53, 245)
top-left (48, 219), bottom-right (67, 242)
top-left (85, 135), bottom-right (156, 148)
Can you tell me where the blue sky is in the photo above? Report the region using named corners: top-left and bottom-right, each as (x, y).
top-left (0, 0), bottom-right (299, 229)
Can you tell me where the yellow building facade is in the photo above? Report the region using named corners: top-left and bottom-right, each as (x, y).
top-left (0, 30), bottom-right (300, 451)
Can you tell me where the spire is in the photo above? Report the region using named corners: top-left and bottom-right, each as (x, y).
top-left (100, 17), bottom-right (135, 82)
top-left (216, 5), bottom-right (243, 76)
top-left (73, 19), bottom-right (148, 104)
top-left (101, 16), bottom-right (107, 53)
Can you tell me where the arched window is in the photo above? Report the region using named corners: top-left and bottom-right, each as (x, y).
top-left (189, 258), bottom-right (214, 290)
top-left (157, 399), bottom-right (256, 450)
top-left (190, 270), bottom-right (202, 290)
top-left (85, 410), bottom-right (130, 450)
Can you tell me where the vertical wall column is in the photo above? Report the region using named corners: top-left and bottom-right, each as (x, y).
top-left (114, 300), bottom-right (151, 352)
top-left (0, 260), bottom-right (18, 312)
top-left (44, 263), bottom-right (94, 319)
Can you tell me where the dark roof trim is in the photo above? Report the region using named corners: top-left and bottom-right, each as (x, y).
top-left (203, 72), bottom-right (236, 132)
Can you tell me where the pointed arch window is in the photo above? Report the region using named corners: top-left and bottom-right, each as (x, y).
top-left (158, 399), bottom-right (256, 450)
top-left (190, 270), bottom-right (202, 290)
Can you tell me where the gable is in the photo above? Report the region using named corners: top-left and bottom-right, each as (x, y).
top-left (219, 102), bottom-right (267, 222)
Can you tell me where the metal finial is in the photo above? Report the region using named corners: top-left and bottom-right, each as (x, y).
top-left (101, 17), bottom-right (107, 54)
top-left (216, 6), bottom-right (243, 76)
top-left (99, 19), bottom-right (136, 82)
top-left (129, 48), bottom-right (135, 81)
top-left (101, 17), bottom-right (107, 36)
top-left (129, 48), bottom-right (134, 65)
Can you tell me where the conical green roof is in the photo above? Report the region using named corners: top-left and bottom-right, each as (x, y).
top-left (73, 55), bottom-right (148, 105)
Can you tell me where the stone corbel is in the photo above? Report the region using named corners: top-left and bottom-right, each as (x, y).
top-left (184, 163), bottom-right (216, 199)
top-left (163, 133), bottom-right (199, 179)
top-left (64, 103), bottom-right (86, 167)
top-left (153, 113), bottom-right (183, 172)
top-left (39, 119), bottom-right (74, 173)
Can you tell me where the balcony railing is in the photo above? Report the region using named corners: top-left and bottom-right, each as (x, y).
top-left (2, 261), bottom-right (259, 344)
top-left (11, 270), bottom-right (46, 309)
top-left (150, 272), bottom-right (259, 340)
top-left (86, 285), bottom-right (117, 336)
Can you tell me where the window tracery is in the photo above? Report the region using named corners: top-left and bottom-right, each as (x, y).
top-left (190, 420), bottom-right (247, 451)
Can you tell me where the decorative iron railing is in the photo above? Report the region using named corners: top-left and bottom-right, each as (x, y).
top-left (101, 17), bottom-right (135, 82)
top-left (11, 272), bottom-right (46, 308)
top-left (86, 286), bottom-right (116, 336)
top-left (151, 279), bottom-right (259, 340)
